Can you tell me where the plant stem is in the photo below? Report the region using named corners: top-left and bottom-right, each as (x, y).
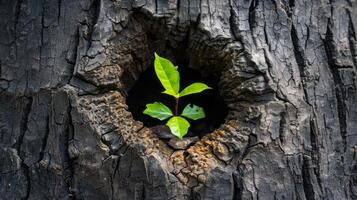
top-left (175, 97), bottom-right (179, 116)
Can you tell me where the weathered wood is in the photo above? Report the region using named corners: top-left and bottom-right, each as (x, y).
top-left (0, 0), bottom-right (356, 199)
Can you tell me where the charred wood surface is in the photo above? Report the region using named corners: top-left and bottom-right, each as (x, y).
top-left (0, 0), bottom-right (357, 199)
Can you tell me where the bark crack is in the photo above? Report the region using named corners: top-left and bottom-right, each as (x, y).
top-left (38, 115), bottom-right (50, 162)
top-left (232, 171), bottom-right (243, 200)
top-left (66, 27), bottom-right (80, 84)
top-left (13, 0), bottom-right (24, 58)
top-left (57, 0), bottom-right (62, 24)
top-left (15, 96), bottom-right (33, 200)
top-left (302, 155), bottom-right (315, 200)
top-left (322, 19), bottom-right (348, 153)
top-left (290, 23), bottom-right (313, 107)
top-left (66, 101), bottom-right (76, 199)
top-left (248, 0), bottom-right (258, 46)
top-left (22, 163), bottom-right (31, 200)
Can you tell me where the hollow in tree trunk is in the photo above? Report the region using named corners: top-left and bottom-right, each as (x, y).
top-left (0, 0), bottom-right (357, 199)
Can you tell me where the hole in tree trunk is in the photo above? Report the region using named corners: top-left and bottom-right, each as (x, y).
top-left (126, 62), bottom-right (228, 138)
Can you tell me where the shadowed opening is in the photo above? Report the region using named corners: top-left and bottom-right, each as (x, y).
top-left (126, 64), bottom-right (228, 138)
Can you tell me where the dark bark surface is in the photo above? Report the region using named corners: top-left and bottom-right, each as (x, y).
top-left (1, 0), bottom-right (357, 199)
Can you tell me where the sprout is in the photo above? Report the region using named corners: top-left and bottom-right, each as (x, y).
top-left (143, 53), bottom-right (211, 139)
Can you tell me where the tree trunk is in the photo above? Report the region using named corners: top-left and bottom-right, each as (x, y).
top-left (1, 0), bottom-right (357, 199)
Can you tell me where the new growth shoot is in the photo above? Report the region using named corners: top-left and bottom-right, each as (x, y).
top-left (143, 53), bottom-right (211, 139)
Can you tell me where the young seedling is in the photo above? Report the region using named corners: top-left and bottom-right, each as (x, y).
top-left (143, 53), bottom-right (211, 139)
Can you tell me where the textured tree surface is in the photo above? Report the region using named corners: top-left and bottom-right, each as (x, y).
top-left (1, 0), bottom-right (357, 199)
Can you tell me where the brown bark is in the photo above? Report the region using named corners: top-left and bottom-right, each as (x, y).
top-left (0, 0), bottom-right (357, 199)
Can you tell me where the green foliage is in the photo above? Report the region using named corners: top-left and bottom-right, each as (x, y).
top-left (143, 53), bottom-right (211, 139)
top-left (154, 53), bottom-right (180, 98)
top-left (179, 83), bottom-right (211, 97)
top-left (143, 102), bottom-right (173, 120)
top-left (166, 116), bottom-right (190, 139)
top-left (181, 104), bottom-right (205, 120)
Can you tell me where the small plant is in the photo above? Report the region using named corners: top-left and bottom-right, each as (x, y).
top-left (143, 53), bottom-right (211, 139)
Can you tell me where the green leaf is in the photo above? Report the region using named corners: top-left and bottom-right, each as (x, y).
top-left (143, 102), bottom-right (173, 120)
top-left (166, 116), bottom-right (190, 139)
top-left (179, 82), bottom-right (211, 97)
top-left (181, 104), bottom-right (205, 120)
top-left (154, 53), bottom-right (180, 97)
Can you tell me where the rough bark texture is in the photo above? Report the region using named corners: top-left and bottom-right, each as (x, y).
top-left (1, 0), bottom-right (357, 199)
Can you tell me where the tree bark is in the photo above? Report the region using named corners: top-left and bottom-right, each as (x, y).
top-left (1, 0), bottom-right (357, 199)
